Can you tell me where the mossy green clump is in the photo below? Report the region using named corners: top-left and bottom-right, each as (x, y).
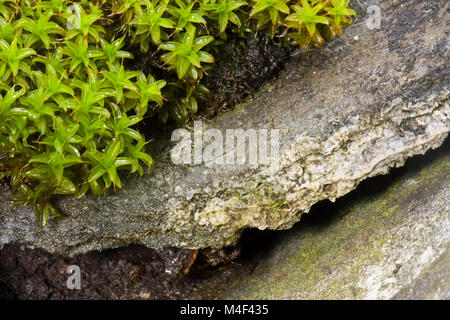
top-left (0, 0), bottom-right (355, 226)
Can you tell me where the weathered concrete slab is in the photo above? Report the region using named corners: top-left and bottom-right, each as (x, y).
top-left (0, 0), bottom-right (449, 255)
top-left (191, 140), bottom-right (450, 300)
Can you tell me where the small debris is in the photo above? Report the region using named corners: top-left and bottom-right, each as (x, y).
top-left (139, 292), bottom-right (151, 300)
top-left (393, 263), bottom-right (402, 275)
top-left (130, 267), bottom-right (141, 279)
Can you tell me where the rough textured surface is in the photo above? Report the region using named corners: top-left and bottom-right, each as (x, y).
top-left (0, 245), bottom-right (199, 300)
top-left (190, 139), bottom-right (450, 299)
top-left (1, 0), bottom-right (449, 256)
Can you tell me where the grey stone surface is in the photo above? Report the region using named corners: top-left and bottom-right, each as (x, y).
top-left (191, 137), bottom-right (450, 300)
top-left (0, 0), bottom-right (449, 256)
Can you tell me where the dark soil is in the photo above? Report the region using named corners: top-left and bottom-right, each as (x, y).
top-left (0, 245), bottom-right (183, 299)
top-left (0, 244), bottom-right (247, 300)
top-left (201, 32), bottom-right (293, 117)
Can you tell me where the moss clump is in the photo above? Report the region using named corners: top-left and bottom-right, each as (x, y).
top-left (0, 0), bottom-right (355, 226)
